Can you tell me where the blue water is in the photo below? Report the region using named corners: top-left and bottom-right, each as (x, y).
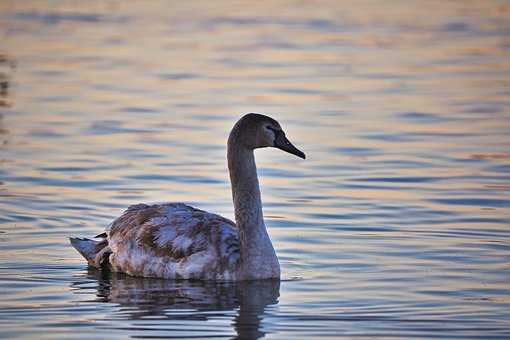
top-left (1, 1), bottom-right (509, 339)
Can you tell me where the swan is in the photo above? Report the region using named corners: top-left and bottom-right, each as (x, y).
top-left (70, 113), bottom-right (305, 280)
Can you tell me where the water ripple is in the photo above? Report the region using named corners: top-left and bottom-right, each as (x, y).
top-left (1, 1), bottom-right (509, 339)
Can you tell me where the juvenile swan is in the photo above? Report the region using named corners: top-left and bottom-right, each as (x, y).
top-left (70, 113), bottom-right (305, 280)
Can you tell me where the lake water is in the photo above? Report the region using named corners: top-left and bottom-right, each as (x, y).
top-left (1, 1), bottom-right (509, 339)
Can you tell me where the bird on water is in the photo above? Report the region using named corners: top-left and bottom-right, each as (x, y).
top-left (70, 113), bottom-right (305, 281)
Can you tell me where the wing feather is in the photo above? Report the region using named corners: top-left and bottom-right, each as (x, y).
top-left (106, 203), bottom-right (240, 279)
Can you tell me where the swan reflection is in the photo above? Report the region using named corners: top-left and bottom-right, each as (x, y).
top-left (72, 269), bottom-right (280, 339)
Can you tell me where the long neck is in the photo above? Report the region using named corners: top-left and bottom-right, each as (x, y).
top-left (227, 133), bottom-right (279, 279)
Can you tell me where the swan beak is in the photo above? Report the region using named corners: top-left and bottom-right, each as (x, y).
top-left (274, 131), bottom-right (306, 159)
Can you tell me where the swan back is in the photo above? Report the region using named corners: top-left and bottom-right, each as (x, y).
top-left (107, 203), bottom-right (240, 280)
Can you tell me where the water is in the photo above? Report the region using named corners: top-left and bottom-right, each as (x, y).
top-left (1, 1), bottom-right (509, 338)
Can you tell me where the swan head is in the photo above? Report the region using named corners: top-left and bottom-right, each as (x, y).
top-left (233, 113), bottom-right (306, 159)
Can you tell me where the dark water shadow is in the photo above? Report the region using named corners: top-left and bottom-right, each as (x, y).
top-left (0, 53), bottom-right (15, 108)
top-left (71, 269), bottom-right (280, 339)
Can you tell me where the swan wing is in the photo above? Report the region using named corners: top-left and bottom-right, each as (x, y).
top-left (107, 203), bottom-right (240, 280)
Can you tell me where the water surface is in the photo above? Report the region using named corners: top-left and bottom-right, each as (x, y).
top-left (1, 1), bottom-right (509, 339)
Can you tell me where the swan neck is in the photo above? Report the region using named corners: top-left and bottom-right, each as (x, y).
top-left (227, 142), bottom-right (263, 229)
top-left (227, 130), bottom-right (279, 279)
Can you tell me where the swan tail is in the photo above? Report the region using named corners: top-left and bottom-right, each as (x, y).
top-left (70, 236), bottom-right (111, 269)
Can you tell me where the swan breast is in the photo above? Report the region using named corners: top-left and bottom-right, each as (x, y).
top-left (107, 203), bottom-right (240, 280)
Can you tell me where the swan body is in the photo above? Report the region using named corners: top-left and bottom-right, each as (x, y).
top-left (70, 113), bottom-right (305, 281)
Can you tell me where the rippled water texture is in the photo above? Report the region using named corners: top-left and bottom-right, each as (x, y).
top-left (1, 1), bottom-right (510, 339)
